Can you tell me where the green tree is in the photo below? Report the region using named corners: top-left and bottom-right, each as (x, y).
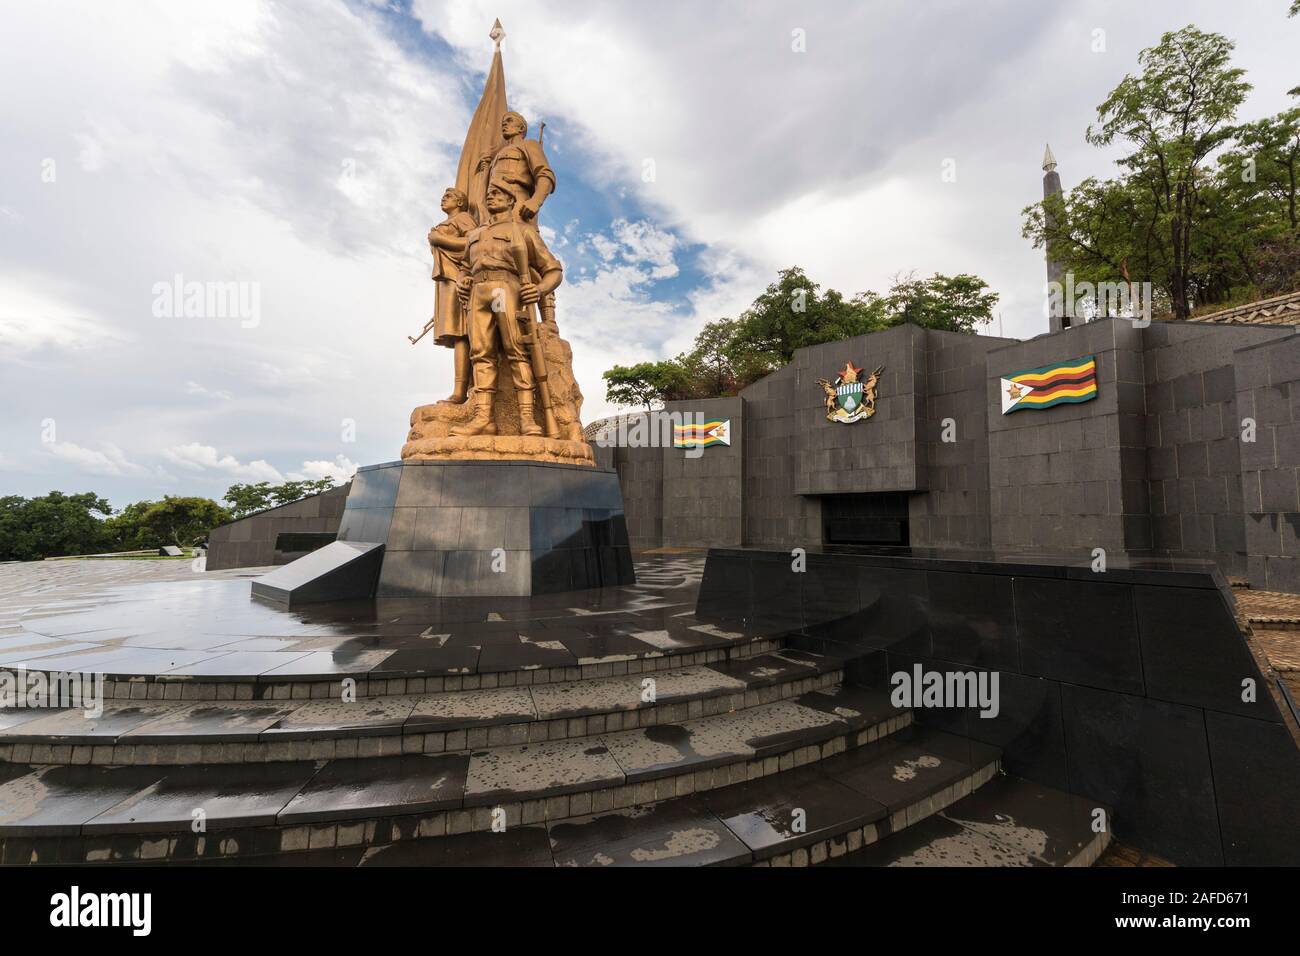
top-left (1042, 26), bottom-right (1251, 319)
top-left (602, 361), bottom-right (692, 409)
top-left (0, 492), bottom-right (112, 561)
top-left (103, 497), bottom-right (231, 550)
top-left (271, 479), bottom-right (336, 506)
top-left (726, 267), bottom-right (887, 369)
top-left (603, 265), bottom-right (997, 408)
top-left (223, 478), bottom-right (336, 518)
top-left (882, 272), bottom-right (998, 333)
top-left (140, 497), bottom-right (230, 548)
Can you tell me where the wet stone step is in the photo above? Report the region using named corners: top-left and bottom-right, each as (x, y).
top-left (15, 633), bottom-right (785, 702)
top-left (0, 652), bottom-right (843, 766)
top-left (0, 690), bottom-right (911, 863)
top-left (819, 774), bottom-right (1112, 867)
top-left (187, 727), bottom-right (1004, 867)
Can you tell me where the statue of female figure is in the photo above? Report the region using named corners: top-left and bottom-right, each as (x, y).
top-left (427, 187), bottom-right (477, 403)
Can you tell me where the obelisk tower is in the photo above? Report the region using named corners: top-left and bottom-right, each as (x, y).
top-left (1042, 144), bottom-right (1068, 332)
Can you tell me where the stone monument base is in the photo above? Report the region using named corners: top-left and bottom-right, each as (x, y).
top-left (269, 458), bottom-right (633, 599)
top-left (401, 432), bottom-right (595, 466)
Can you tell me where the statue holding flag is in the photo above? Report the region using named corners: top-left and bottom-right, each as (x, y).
top-left (403, 19), bottom-right (593, 465)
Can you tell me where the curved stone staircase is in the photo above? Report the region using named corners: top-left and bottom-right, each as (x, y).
top-left (0, 556), bottom-right (1108, 867)
top-left (0, 638), bottom-right (1105, 867)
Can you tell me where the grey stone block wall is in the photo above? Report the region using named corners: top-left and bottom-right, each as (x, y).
top-left (792, 324), bottom-right (926, 496)
top-left (660, 396), bottom-right (745, 548)
top-left (613, 441), bottom-right (663, 550)
top-left (206, 482), bottom-right (350, 570)
top-left (603, 315), bottom-right (1300, 590)
top-left (986, 319), bottom-right (1146, 556)
top-left (1236, 332), bottom-right (1300, 591)
top-left (742, 365), bottom-right (822, 547)
top-left (1144, 322), bottom-right (1290, 577)
top-left (912, 328), bottom-right (1016, 548)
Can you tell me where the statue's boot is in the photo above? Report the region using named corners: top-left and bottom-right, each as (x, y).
top-left (517, 389), bottom-right (543, 437)
top-left (439, 340), bottom-right (471, 404)
top-left (451, 394), bottom-right (497, 436)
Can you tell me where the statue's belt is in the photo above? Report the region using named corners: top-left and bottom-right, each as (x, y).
top-left (470, 269), bottom-right (522, 283)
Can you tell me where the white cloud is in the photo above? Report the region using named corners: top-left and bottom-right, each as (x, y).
top-left (0, 279), bottom-right (121, 352)
top-left (185, 381), bottom-right (234, 401)
top-left (163, 442), bottom-right (285, 483)
top-left (43, 442), bottom-right (149, 478)
top-left (290, 455), bottom-right (360, 483)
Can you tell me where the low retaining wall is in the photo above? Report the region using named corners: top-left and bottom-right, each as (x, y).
top-left (696, 546), bottom-right (1300, 865)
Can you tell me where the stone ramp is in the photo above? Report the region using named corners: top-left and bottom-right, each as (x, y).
top-left (250, 540), bottom-right (384, 608)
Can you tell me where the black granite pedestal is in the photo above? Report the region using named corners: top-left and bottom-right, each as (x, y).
top-left (330, 459), bottom-right (634, 598)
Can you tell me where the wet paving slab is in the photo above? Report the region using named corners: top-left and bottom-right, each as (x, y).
top-left (530, 667), bottom-right (743, 720)
top-left (83, 762), bottom-right (320, 834)
top-left (705, 651), bottom-right (821, 687)
top-left (600, 700), bottom-right (847, 783)
top-left (278, 754), bottom-right (469, 824)
top-left (0, 764), bottom-right (168, 836)
top-left (702, 764), bottom-right (886, 859)
top-left (475, 641), bottom-right (579, 674)
top-left (463, 738), bottom-right (626, 806)
top-left (264, 697), bottom-right (419, 739)
top-left (549, 797), bottom-right (750, 867)
top-left (792, 683), bottom-right (899, 731)
top-left (935, 774), bottom-right (1104, 865)
top-left (120, 701), bottom-right (302, 743)
top-left (0, 554), bottom-right (716, 682)
top-left (4, 700), bottom-right (179, 744)
top-left (817, 732), bottom-right (980, 811)
top-left (823, 810), bottom-right (1037, 866)
top-left (2, 646), bottom-right (227, 677)
top-left (359, 824), bottom-right (555, 866)
top-left (0, 705), bottom-right (68, 734)
top-left (406, 687), bottom-right (536, 731)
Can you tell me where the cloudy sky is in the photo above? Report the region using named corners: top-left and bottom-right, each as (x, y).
top-left (1, 0), bottom-right (1295, 509)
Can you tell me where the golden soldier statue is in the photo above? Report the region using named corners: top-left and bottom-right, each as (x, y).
top-left (473, 111), bottom-right (555, 228)
top-left (431, 182), bottom-right (563, 437)
top-left (402, 19), bottom-right (593, 465)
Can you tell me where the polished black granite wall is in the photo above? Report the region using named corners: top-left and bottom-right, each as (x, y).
top-left (695, 546), bottom-right (1300, 865)
top-left (338, 460), bottom-right (634, 597)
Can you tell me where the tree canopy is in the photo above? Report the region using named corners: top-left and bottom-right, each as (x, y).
top-left (0, 492), bottom-right (113, 562)
top-left (1023, 25), bottom-right (1300, 319)
top-left (223, 479), bottom-right (338, 519)
top-left (603, 267), bottom-right (997, 408)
